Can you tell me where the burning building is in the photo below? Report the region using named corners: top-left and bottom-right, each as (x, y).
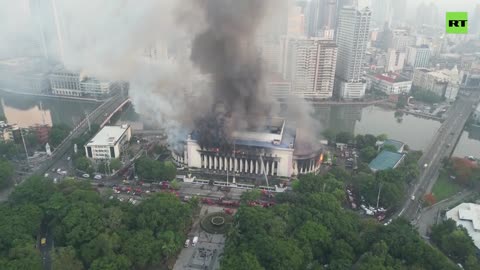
top-left (172, 118), bottom-right (322, 178)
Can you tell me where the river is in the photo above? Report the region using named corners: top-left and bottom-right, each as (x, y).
top-left (0, 93), bottom-right (98, 128)
top-left (1, 92), bottom-right (476, 158)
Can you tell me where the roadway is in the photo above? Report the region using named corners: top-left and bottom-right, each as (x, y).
top-left (398, 90), bottom-right (480, 221)
top-left (0, 93), bottom-right (130, 202)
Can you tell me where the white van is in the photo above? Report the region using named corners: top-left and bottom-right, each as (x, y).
top-left (192, 236), bottom-right (198, 247)
top-left (184, 239), bottom-right (190, 248)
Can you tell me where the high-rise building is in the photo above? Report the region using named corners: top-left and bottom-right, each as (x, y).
top-left (391, 0), bottom-right (406, 25)
top-left (284, 38), bottom-right (338, 99)
top-left (306, 0), bottom-right (337, 37)
top-left (28, 0), bottom-right (65, 63)
top-left (406, 45), bottom-right (432, 69)
top-left (287, 4), bottom-right (305, 36)
top-left (371, 0), bottom-right (391, 28)
top-left (335, 6), bottom-right (371, 99)
top-left (471, 4), bottom-right (480, 35)
top-left (385, 49), bottom-right (405, 72)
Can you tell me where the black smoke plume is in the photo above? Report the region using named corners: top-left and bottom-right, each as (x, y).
top-left (190, 0), bottom-right (274, 150)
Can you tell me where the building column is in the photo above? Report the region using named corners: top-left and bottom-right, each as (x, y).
top-left (233, 157), bottom-right (237, 172)
top-left (240, 159), bottom-right (243, 173)
top-left (266, 162), bottom-right (270, 176)
top-left (209, 156), bottom-right (213, 169)
top-left (255, 161), bottom-right (259, 174)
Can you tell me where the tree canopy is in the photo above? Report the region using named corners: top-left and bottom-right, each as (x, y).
top-left (221, 173), bottom-right (459, 270)
top-left (0, 176), bottom-right (194, 269)
top-left (135, 157), bottom-right (177, 182)
top-left (49, 124), bottom-right (71, 147)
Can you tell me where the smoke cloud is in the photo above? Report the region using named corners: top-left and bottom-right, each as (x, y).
top-left (0, 0), bottom-right (320, 150)
top-left (187, 0), bottom-right (274, 150)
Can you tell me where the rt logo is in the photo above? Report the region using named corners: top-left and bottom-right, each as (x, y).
top-left (446, 12), bottom-right (468, 34)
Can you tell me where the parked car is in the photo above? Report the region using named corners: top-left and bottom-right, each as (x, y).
top-left (94, 174), bottom-right (102, 180)
top-left (82, 173), bottom-right (90, 178)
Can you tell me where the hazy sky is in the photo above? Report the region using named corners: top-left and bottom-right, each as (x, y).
top-left (407, 0), bottom-right (475, 13)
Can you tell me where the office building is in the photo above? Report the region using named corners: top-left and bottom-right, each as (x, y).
top-left (49, 66), bottom-right (116, 97)
top-left (335, 6), bottom-right (371, 99)
top-left (284, 38), bottom-right (338, 99)
top-left (412, 67), bottom-right (459, 97)
top-left (371, 0), bottom-right (392, 28)
top-left (49, 68), bottom-right (81, 96)
top-left (385, 49), bottom-right (405, 72)
top-left (85, 125), bottom-right (132, 161)
top-left (406, 45), bottom-right (432, 69)
top-left (0, 58), bottom-right (51, 94)
top-left (306, 0), bottom-right (337, 37)
top-left (367, 72), bottom-right (411, 95)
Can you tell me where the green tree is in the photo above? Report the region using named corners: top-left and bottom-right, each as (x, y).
top-left (241, 189), bottom-right (262, 202)
top-left (0, 142), bottom-right (18, 158)
top-left (221, 252), bottom-right (265, 270)
top-left (0, 159), bottom-right (14, 189)
top-left (10, 175), bottom-right (55, 205)
top-left (49, 124), bottom-right (71, 147)
top-left (382, 144), bottom-right (398, 153)
top-left (109, 159), bottom-right (122, 172)
top-left (89, 254), bottom-right (131, 270)
top-left (52, 246), bottom-right (84, 270)
top-left (161, 161), bottom-right (177, 181)
top-left (376, 134), bottom-right (388, 141)
top-left (74, 156), bottom-right (93, 174)
top-left (360, 146), bottom-right (377, 163)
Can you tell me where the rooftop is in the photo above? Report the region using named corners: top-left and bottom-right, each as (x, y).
top-left (86, 125), bottom-right (130, 147)
top-left (383, 139), bottom-right (405, 152)
top-left (375, 73), bottom-right (411, 83)
top-left (446, 203), bottom-right (480, 249)
top-left (369, 150), bottom-right (405, 172)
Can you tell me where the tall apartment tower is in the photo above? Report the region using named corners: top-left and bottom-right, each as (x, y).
top-left (283, 38), bottom-right (338, 99)
top-left (335, 6), bottom-right (371, 99)
top-left (29, 0), bottom-right (65, 63)
top-left (306, 0), bottom-right (337, 37)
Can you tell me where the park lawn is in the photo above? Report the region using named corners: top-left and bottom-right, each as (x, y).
top-left (431, 172), bottom-right (462, 202)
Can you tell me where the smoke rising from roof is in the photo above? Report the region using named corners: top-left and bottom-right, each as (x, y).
top-left (188, 0), bottom-right (274, 150)
top-left (0, 0), bottom-right (321, 150)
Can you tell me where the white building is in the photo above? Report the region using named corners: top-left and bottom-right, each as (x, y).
top-left (446, 203), bottom-right (480, 250)
top-left (335, 6), bottom-right (371, 99)
top-left (85, 125), bottom-right (132, 161)
top-left (49, 66), bottom-right (115, 97)
top-left (368, 73), bottom-right (412, 95)
top-left (412, 67), bottom-right (459, 97)
top-left (283, 38), bottom-right (337, 99)
top-left (445, 83), bottom-right (459, 102)
top-left (406, 45), bottom-right (432, 68)
top-left (172, 119), bottom-right (323, 178)
top-left (385, 49), bottom-right (405, 72)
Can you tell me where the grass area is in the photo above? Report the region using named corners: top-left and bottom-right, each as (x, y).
top-left (432, 171), bottom-right (462, 202)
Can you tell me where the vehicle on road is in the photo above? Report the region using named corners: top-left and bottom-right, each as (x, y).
top-left (94, 174), bottom-right (102, 180)
top-left (192, 236), bottom-right (198, 247)
top-left (184, 239), bottom-right (190, 248)
top-left (56, 168), bottom-right (62, 173)
top-left (40, 238), bottom-right (46, 246)
top-left (53, 178), bottom-right (58, 184)
top-left (44, 173), bottom-right (49, 178)
top-left (411, 195), bottom-right (416, 201)
top-left (82, 173), bottom-right (90, 178)
top-left (423, 163), bottom-right (428, 168)
top-left (67, 156), bottom-right (71, 161)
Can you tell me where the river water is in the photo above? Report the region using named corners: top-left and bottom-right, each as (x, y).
top-left (0, 93), bottom-right (98, 128)
top-left (1, 92), bottom-right (477, 158)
